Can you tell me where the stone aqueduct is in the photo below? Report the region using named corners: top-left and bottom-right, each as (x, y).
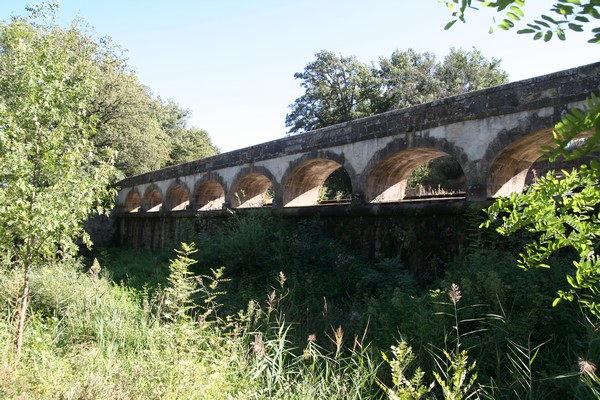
top-left (114, 62), bottom-right (600, 215)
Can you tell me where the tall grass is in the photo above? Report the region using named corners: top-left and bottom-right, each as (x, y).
top-left (0, 246), bottom-right (381, 399)
top-left (3, 211), bottom-right (600, 398)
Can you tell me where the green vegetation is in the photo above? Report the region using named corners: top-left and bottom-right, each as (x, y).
top-left (91, 45), bottom-right (219, 178)
top-left (442, 0), bottom-right (600, 43)
top-left (285, 48), bottom-right (507, 134)
top-left (0, 243), bottom-right (383, 399)
top-left (4, 211), bottom-right (599, 398)
top-left (0, 2), bottom-right (118, 359)
top-left (0, 0), bottom-right (216, 366)
top-left (1, 1), bottom-right (600, 398)
top-left (3, 3), bottom-right (219, 180)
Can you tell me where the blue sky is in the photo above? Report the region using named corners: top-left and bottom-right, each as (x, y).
top-left (2, 1), bottom-right (598, 152)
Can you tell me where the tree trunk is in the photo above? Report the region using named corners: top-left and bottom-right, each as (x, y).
top-left (15, 263), bottom-right (31, 361)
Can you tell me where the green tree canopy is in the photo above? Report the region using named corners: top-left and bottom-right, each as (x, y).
top-left (286, 47), bottom-right (508, 134)
top-left (433, 47), bottom-right (508, 97)
top-left (19, 16), bottom-right (221, 179)
top-left (90, 52), bottom-right (171, 177)
top-left (158, 99), bottom-right (220, 167)
top-left (0, 1), bottom-right (220, 358)
top-left (88, 42), bottom-right (219, 177)
top-left (285, 50), bottom-right (377, 134)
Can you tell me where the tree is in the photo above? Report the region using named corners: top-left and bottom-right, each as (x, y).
top-left (90, 47), bottom-right (171, 177)
top-left (482, 96), bottom-right (600, 317)
top-left (433, 47), bottom-right (507, 98)
top-left (0, 3), bottom-right (117, 359)
top-left (286, 47), bottom-right (507, 134)
top-left (374, 48), bottom-right (440, 113)
top-left (89, 43), bottom-right (218, 177)
top-left (158, 99), bottom-right (219, 167)
top-left (442, 0), bottom-right (600, 43)
top-left (374, 47), bottom-right (507, 111)
top-left (285, 50), bottom-right (378, 134)
top-left (287, 48), bottom-right (507, 199)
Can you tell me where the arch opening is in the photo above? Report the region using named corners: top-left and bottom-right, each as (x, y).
top-left (194, 180), bottom-right (225, 211)
top-left (231, 173), bottom-right (273, 208)
top-left (367, 148), bottom-right (465, 203)
top-left (405, 156), bottom-right (465, 199)
top-left (124, 190), bottom-right (141, 212)
top-left (319, 167), bottom-right (352, 204)
top-left (487, 129), bottom-right (555, 198)
top-left (284, 158), bottom-right (343, 207)
top-left (143, 187), bottom-right (162, 212)
top-left (166, 183), bottom-right (190, 211)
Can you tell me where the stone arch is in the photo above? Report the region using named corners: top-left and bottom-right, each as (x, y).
top-left (124, 188), bottom-right (141, 212)
top-left (485, 128), bottom-right (555, 197)
top-left (477, 108), bottom-right (566, 198)
top-left (282, 151), bottom-right (356, 207)
top-left (363, 137), bottom-right (468, 203)
top-left (142, 184), bottom-right (163, 212)
top-left (165, 181), bottom-right (190, 211)
top-left (229, 166), bottom-right (277, 208)
top-left (193, 174), bottom-right (226, 211)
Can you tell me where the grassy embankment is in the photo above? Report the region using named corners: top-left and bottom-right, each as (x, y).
top-left (1, 212), bottom-right (597, 399)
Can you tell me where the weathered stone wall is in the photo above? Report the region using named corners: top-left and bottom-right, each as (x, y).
top-left (85, 214), bottom-right (118, 248)
top-left (115, 200), bottom-right (482, 276)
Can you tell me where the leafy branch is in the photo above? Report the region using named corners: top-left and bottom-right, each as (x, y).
top-left (441, 0), bottom-right (600, 43)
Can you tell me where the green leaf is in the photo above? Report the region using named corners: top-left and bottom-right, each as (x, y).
top-left (534, 19), bottom-right (551, 28)
top-left (556, 5), bottom-right (575, 16)
top-left (510, 5), bottom-right (524, 16)
top-left (588, 35), bottom-right (600, 43)
top-left (499, 18), bottom-right (515, 30)
top-left (552, 297), bottom-right (562, 307)
top-left (589, 7), bottom-right (600, 19)
top-left (541, 14), bottom-right (559, 24)
top-left (544, 30), bottom-right (554, 41)
top-left (445, 19), bottom-right (459, 30)
top-left (568, 23), bottom-right (584, 31)
top-left (557, 28), bottom-right (567, 40)
top-left (517, 28), bottom-right (536, 34)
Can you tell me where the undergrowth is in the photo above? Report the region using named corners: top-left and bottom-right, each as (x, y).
top-left (0, 244), bottom-right (381, 399)
top-left (2, 212), bottom-right (600, 398)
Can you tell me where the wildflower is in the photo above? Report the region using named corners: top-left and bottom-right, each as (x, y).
top-left (266, 290), bottom-right (278, 311)
top-left (302, 348), bottom-right (312, 361)
top-left (308, 333), bottom-right (317, 343)
top-left (278, 271), bottom-right (287, 285)
top-left (578, 357), bottom-right (597, 375)
top-left (253, 333), bottom-right (266, 358)
top-left (448, 283), bottom-right (462, 304)
top-left (87, 258), bottom-right (102, 279)
top-left (330, 325), bottom-right (344, 358)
